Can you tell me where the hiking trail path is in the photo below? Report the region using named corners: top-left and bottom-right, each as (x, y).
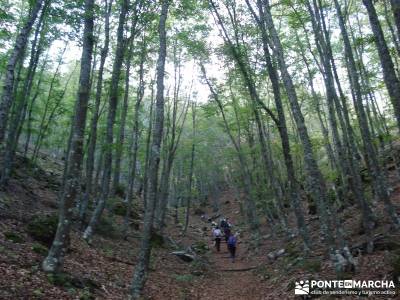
top-left (187, 201), bottom-right (277, 300)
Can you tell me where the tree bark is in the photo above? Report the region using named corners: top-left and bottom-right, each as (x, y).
top-left (142, 86), bottom-right (155, 210)
top-left (0, 2), bottom-right (48, 184)
top-left (112, 14), bottom-right (140, 195)
top-left (42, 0), bottom-right (95, 273)
top-left (155, 45), bottom-right (189, 230)
top-left (24, 50), bottom-right (49, 156)
top-left (0, 0), bottom-right (44, 147)
top-left (183, 102), bottom-right (196, 234)
top-left (363, 0), bottom-right (400, 132)
top-left (123, 39), bottom-right (147, 237)
top-left (261, 0), bottom-right (334, 249)
top-left (129, 1), bottom-right (169, 297)
top-left (83, 0), bottom-right (130, 241)
top-left (32, 43), bottom-right (68, 163)
top-left (391, 0), bottom-right (400, 42)
top-left (338, 0), bottom-right (400, 228)
top-left (246, 0), bottom-right (310, 249)
top-left (80, 0), bottom-right (113, 222)
top-left (201, 63), bottom-right (259, 229)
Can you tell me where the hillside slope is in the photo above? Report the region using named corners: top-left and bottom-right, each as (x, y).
top-left (1, 154), bottom-right (400, 299)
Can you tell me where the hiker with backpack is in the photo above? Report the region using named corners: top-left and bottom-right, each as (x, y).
top-left (212, 226), bottom-right (222, 252)
top-left (220, 218), bottom-right (227, 230)
top-left (227, 232), bottom-right (237, 263)
top-left (223, 224), bottom-right (231, 246)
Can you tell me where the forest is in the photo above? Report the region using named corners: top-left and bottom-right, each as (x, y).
top-left (1, 0), bottom-right (400, 298)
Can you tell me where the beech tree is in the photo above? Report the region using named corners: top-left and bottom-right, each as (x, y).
top-left (129, 0), bottom-right (169, 297)
top-left (42, 0), bottom-right (95, 273)
top-left (0, 0), bottom-right (45, 184)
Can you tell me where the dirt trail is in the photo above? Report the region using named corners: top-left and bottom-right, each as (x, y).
top-left (197, 239), bottom-right (265, 299)
top-left (185, 197), bottom-right (274, 300)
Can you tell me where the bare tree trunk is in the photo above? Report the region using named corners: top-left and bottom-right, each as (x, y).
top-left (245, 0), bottom-right (310, 249)
top-left (42, 0), bottom-right (95, 273)
top-left (261, 0), bottom-right (334, 249)
top-left (79, 0), bottom-right (113, 222)
top-left (32, 43), bottom-right (68, 163)
top-left (155, 47), bottom-right (189, 229)
top-left (142, 87), bottom-right (155, 210)
top-left (363, 0), bottom-right (400, 132)
top-left (337, 0), bottom-right (400, 229)
top-left (391, 0), bottom-right (400, 45)
top-left (129, 1), bottom-right (169, 297)
top-left (384, 0), bottom-right (400, 60)
top-left (183, 102), bottom-right (196, 234)
top-left (201, 64), bottom-right (259, 229)
top-left (83, 0), bottom-right (130, 242)
top-left (23, 49), bottom-right (49, 156)
top-left (0, 0), bottom-right (44, 147)
top-left (122, 39), bottom-right (147, 237)
top-left (112, 15), bottom-right (140, 195)
top-left (0, 3), bottom-right (48, 183)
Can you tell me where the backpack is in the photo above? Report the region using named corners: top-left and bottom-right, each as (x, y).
top-left (224, 227), bottom-right (231, 236)
top-left (220, 220), bottom-right (227, 228)
top-left (228, 235), bottom-right (237, 247)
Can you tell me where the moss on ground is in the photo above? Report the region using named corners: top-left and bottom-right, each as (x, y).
top-left (32, 243), bottom-right (48, 255)
top-left (26, 214), bottom-right (58, 247)
top-left (4, 231), bottom-right (24, 243)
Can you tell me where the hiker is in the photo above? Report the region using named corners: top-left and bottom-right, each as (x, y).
top-left (227, 232), bottom-right (237, 263)
top-left (223, 225), bottom-right (231, 247)
top-left (212, 226), bottom-right (222, 252)
top-left (220, 218), bottom-right (227, 229)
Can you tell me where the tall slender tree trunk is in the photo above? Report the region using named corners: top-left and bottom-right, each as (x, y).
top-left (307, 0), bottom-right (372, 259)
top-left (391, 0), bottom-right (400, 42)
top-left (0, 3), bottom-right (48, 184)
top-left (80, 0), bottom-right (113, 222)
top-left (246, 0), bottom-right (310, 249)
top-left (306, 0), bottom-right (350, 201)
top-left (83, 0), bottom-right (130, 241)
top-left (142, 87), bottom-right (155, 210)
top-left (112, 15), bottom-right (140, 195)
top-left (337, 0), bottom-right (400, 228)
top-left (384, 0), bottom-right (400, 59)
top-left (184, 102), bottom-right (196, 234)
top-left (32, 43), bottom-right (68, 163)
top-left (201, 64), bottom-right (259, 229)
top-left (261, 0), bottom-right (334, 249)
top-left (156, 52), bottom-right (189, 229)
top-left (0, 0), bottom-right (44, 147)
top-left (123, 39), bottom-right (147, 237)
top-left (363, 0), bottom-right (400, 132)
top-left (129, 1), bottom-right (169, 297)
top-left (42, 0), bottom-right (95, 273)
top-left (24, 50), bottom-right (49, 156)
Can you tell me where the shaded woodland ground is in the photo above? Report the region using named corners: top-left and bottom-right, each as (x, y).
top-left (1, 147), bottom-right (400, 299)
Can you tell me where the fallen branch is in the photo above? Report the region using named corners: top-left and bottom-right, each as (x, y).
top-left (171, 251), bottom-right (196, 262)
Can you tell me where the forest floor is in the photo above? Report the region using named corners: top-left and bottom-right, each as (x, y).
top-left (1, 151), bottom-right (400, 299)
